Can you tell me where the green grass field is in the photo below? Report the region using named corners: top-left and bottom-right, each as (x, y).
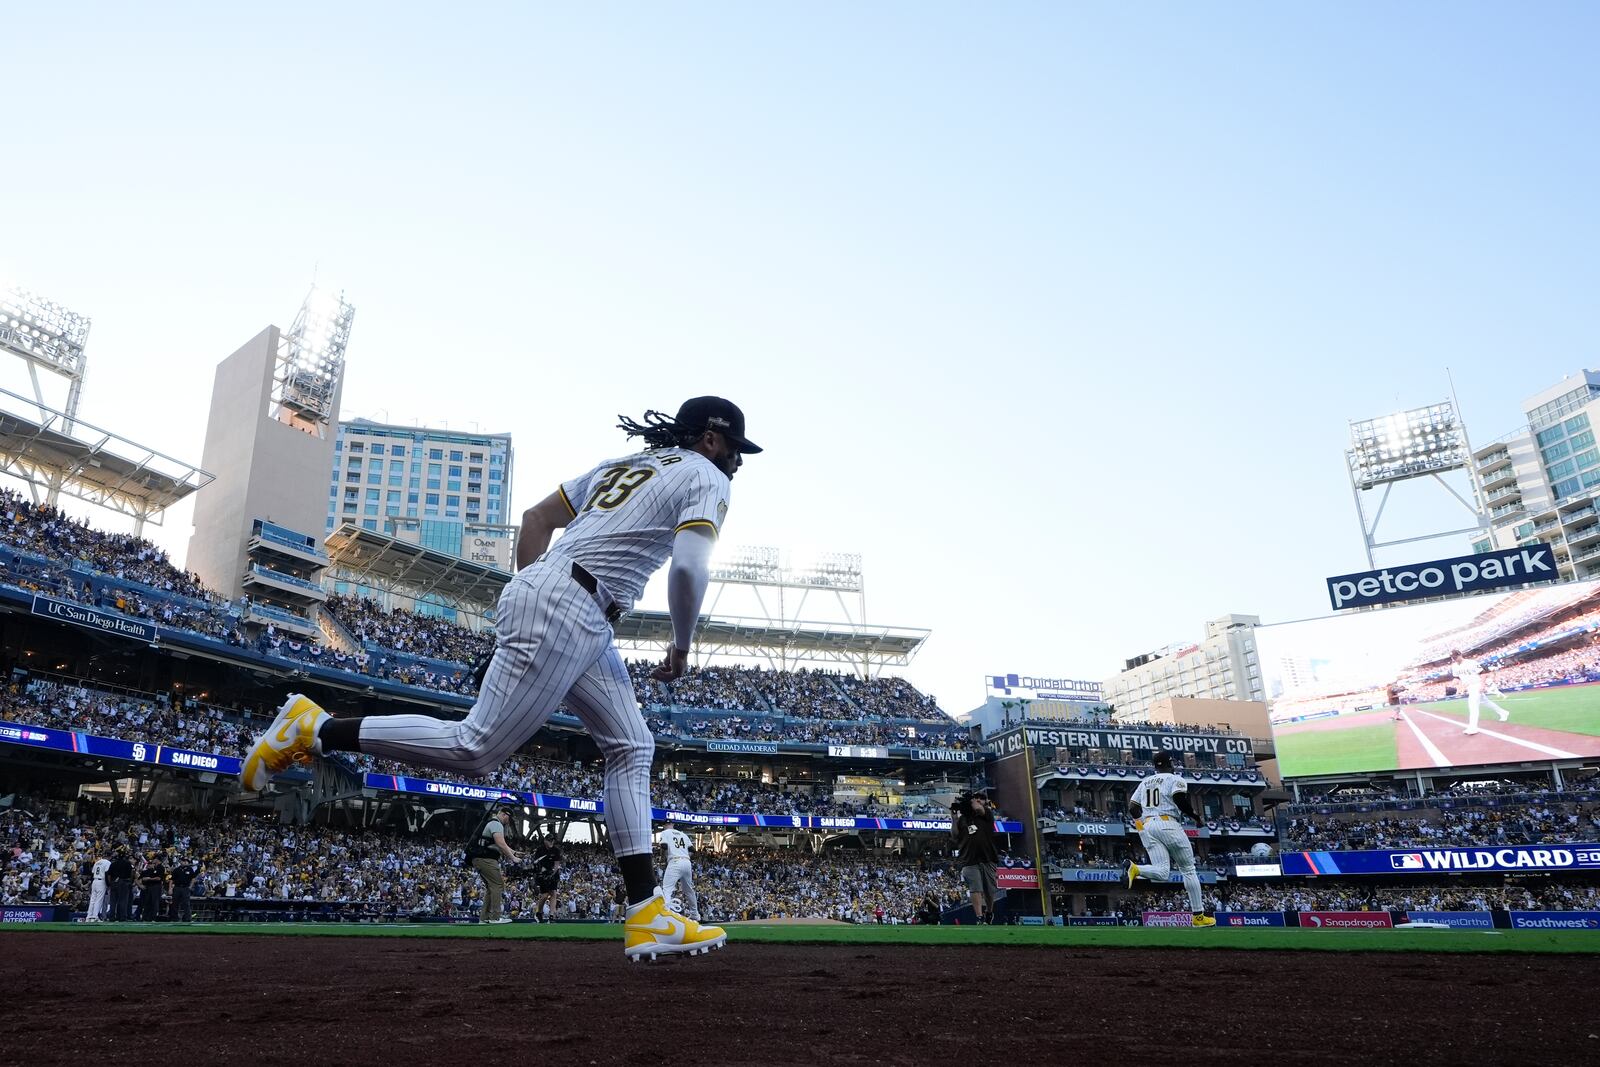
top-left (1426, 687), bottom-right (1600, 737)
top-left (1275, 685), bottom-right (1600, 775)
top-left (1274, 711), bottom-right (1399, 776)
top-left (5, 921), bottom-right (1598, 954)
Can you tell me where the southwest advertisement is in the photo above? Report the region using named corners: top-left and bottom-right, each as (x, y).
top-left (1257, 580), bottom-right (1600, 776)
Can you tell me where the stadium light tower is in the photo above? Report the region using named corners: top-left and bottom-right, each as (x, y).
top-left (1346, 399), bottom-right (1488, 568)
top-left (269, 285), bottom-right (354, 436)
top-left (0, 286), bottom-right (92, 428)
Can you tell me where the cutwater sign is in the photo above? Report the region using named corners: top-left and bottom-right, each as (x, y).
top-left (1326, 545), bottom-right (1555, 611)
top-left (31, 595), bottom-right (156, 642)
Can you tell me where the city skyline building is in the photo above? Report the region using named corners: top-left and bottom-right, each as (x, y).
top-left (1470, 369), bottom-right (1600, 584)
top-left (1101, 614), bottom-right (1264, 722)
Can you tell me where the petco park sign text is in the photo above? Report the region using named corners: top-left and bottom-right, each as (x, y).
top-left (1325, 545), bottom-right (1555, 610)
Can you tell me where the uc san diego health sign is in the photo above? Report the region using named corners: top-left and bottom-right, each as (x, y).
top-left (31, 595), bottom-right (157, 642)
top-left (1325, 545), bottom-right (1555, 611)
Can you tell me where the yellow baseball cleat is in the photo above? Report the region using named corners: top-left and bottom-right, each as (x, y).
top-left (624, 889), bottom-right (726, 962)
top-left (1125, 862), bottom-right (1139, 888)
top-left (1192, 915), bottom-right (1217, 928)
top-left (241, 694), bottom-right (328, 792)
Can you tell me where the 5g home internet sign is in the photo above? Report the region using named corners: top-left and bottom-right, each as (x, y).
top-left (1326, 545), bottom-right (1556, 611)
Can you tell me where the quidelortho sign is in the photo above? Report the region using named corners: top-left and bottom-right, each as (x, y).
top-left (1325, 545), bottom-right (1555, 611)
top-left (986, 674), bottom-right (1103, 702)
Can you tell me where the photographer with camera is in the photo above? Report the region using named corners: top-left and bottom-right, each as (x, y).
top-left (950, 788), bottom-right (999, 925)
top-left (466, 805), bottom-right (521, 925)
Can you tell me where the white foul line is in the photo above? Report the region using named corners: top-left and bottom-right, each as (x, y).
top-left (1405, 707), bottom-right (1582, 760)
top-left (1396, 711), bottom-right (1452, 768)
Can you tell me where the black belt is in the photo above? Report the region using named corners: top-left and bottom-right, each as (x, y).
top-left (570, 562), bottom-right (623, 623)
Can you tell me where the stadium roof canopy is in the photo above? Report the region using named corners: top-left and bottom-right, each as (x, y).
top-left (0, 385), bottom-right (212, 530)
top-left (324, 522), bottom-right (511, 615)
top-left (613, 612), bottom-right (930, 670)
top-left (323, 522), bottom-right (931, 671)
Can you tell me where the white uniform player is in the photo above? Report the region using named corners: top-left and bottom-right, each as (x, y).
top-left (1452, 649), bottom-right (1510, 735)
top-left (1125, 752), bottom-right (1213, 928)
top-left (86, 855), bottom-right (110, 922)
top-left (659, 826), bottom-right (700, 921)
top-left (242, 397), bottom-right (762, 961)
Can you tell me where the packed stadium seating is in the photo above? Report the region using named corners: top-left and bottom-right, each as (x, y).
top-left (0, 676), bottom-right (965, 818)
top-left (0, 803), bottom-right (967, 922)
top-left (1280, 793), bottom-right (1600, 850)
top-left (0, 499), bottom-right (968, 747)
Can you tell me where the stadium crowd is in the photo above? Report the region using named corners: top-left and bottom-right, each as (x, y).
top-left (1281, 799), bottom-right (1600, 850)
top-left (1, 804), bottom-right (485, 918)
top-left (325, 593), bottom-right (495, 667)
top-left (1, 803), bottom-right (966, 923)
top-left (0, 675), bottom-right (971, 819)
top-left (0, 490), bottom-right (211, 601)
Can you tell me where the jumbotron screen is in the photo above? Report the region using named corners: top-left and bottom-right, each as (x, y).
top-left (1258, 580), bottom-right (1600, 777)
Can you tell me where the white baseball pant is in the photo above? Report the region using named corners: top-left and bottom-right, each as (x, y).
top-left (352, 561), bottom-right (656, 856)
top-left (1136, 818), bottom-right (1203, 912)
top-left (661, 858), bottom-right (699, 920)
top-left (1463, 688), bottom-right (1510, 732)
top-left (87, 881), bottom-right (106, 921)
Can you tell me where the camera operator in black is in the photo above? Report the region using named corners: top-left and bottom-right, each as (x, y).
top-left (466, 805), bottom-right (520, 924)
top-left (531, 832), bottom-right (562, 923)
top-left (951, 789), bottom-right (999, 924)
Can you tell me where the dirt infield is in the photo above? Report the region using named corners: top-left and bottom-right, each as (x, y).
top-left (2, 933), bottom-right (1596, 1065)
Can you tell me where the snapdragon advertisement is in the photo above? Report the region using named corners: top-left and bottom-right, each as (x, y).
top-left (1258, 581), bottom-right (1600, 776)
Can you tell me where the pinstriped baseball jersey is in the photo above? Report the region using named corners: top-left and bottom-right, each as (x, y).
top-left (551, 447), bottom-right (729, 609)
top-left (1133, 772), bottom-right (1187, 821)
top-left (661, 828), bottom-right (692, 861)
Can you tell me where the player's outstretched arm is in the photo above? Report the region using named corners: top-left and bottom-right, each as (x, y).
top-left (515, 491), bottom-right (574, 569)
top-left (654, 526), bottom-right (715, 681)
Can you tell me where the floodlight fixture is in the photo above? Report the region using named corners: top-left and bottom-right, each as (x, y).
top-left (270, 284), bottom-right (354, 433)
top-left (1347, 401), bottom-right (1469, 490)
top-left (1344, 397), bottom-right (1488, 570)
top-left (0, 286), bottom-right (91, 381)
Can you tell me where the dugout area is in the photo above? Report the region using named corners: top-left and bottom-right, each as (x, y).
top-left (3, 924), bottom-right (1596, 1066)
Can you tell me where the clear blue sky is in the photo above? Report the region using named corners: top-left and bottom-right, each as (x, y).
top-left (2, 3), bottom-right (1597, 713)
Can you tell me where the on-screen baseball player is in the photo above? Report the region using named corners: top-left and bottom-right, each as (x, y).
top-left (1124, 751), bottom-right (1214, 928)
top-left (1451, 649), bottom-right (1510, 735)
top-left (658, 824), bottom-right (700, 922)
top-left (86, 851), bottom-right (110, 922)
top-left (243, 397), bottom-right (761, 960)
top-left (1387, 680), bottom-right (1406, 721)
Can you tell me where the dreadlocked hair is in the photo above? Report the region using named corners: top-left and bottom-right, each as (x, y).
top-left (617, 410), bottom-right (701, 450)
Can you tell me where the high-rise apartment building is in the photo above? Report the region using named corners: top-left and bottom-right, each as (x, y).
top-left (1471, 370), bottom-right (1600, 583)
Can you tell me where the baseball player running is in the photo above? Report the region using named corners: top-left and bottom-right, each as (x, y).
top-left (658, 824), bottom-right (700, 922)
top-left (1451, 649), bottom-right (1510, 735)
top-left (243, 397), bottom-right (761, 960)
top-left (1124, 751), bottom-right (1214, 928)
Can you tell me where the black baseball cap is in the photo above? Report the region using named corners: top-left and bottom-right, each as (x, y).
top-left (675, 396), bottom-right (762, 454)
